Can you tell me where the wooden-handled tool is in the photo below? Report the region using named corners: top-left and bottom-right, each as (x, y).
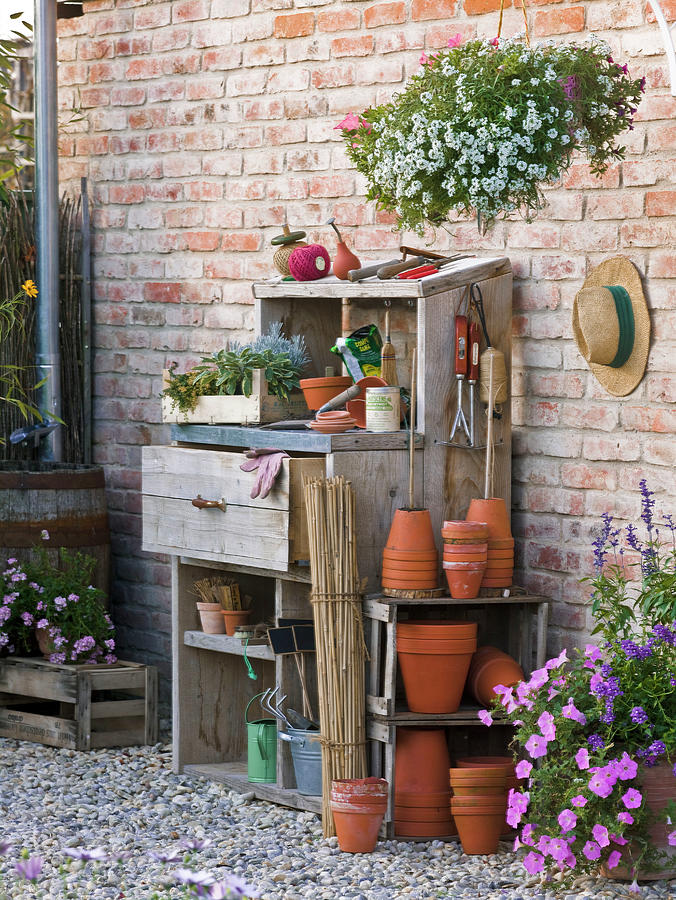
top-left (317, 383), bottom-right (361, 414)
top-left (377, 256), bottom-right (426, 279)
top-left (347, 258), bottom-right (400, 282)
top-left (449, 315), bottom-right (471, 444)
top-left (468, 320), bottom-right (480, 447)
top-left (380, 309), bottom-right (397, 385)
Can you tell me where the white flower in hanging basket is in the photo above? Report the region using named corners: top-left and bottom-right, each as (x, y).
top-left (338, 35), bottom-right (645, 234)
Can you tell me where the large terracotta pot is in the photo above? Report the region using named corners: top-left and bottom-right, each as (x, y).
top-left (299, 375), bottom-right (353, 411)
top-left (395, 789), bottom-right (451, 807)
top-left (395, 728), bottom-right (450, 793)
top-left (394, 804), bottom-right (452, 822)
top-left (386, 508), bottom-right (437, 553)
top-left (467, 646), bottom-right (524, 707)
top-left (330, 778), bottom-right (388, 853)
top-left (383, 547), bottom-right (438, 561)
top-left (382, 574), bottom-right (439, 590)
top-left (398, 620), bottom-right (477, 640)
top-left (397, 623), bottom-right (477, 712)
top-left (466, 498), bottom-right (511, 540)
top-left (451, 796), bottom-right (507, 854)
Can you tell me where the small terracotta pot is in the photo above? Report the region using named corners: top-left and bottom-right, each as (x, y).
top-left (466, 498), bottom-right (511, 540)
top-left (443, 562), bottom-right (485, 600)
top-left (487, 537), bottom-right (515, 550)
top-left (382, 559), bottom-right (440, 573)
top-left (383, 547), bottom-right (439, 562)
top-left (467, 647), bottom-right (524, 707)
top-left (456, 756), bottom-right (515, 771)
top-left (330, 778), bottom-right (387, 853)
top-left (382, 575), bottom-right (439, 590)
top-left (36, 626), bottom-right (56, 658)
top-left (197, 602), bottom-right (226, 634)
top-left (316, 409), bottom-right (354, 421)
top-left (443, 551), bottom-right (488, 563)
top-left (386, 508), bottom-right (438, 553)
top-left (222, 609), bottom-right (251, 637)
top-left (395, 728), bottom-right (450, 793)
top-left (487, 549), bottom-right (515, 560)
top-left (395, 789), bottom-right (450, 808)
top-left (332, 240), bottom-right (361, 280)
top-left (450, 766), bottom-right (507, 797)
top-left (299, 375), bottom-right (353, 411)
top-left (441, 520), bottom-right (490, 542)
top-left (398, 620), bottom-right (478, 640)
top-left (451, 797), bottom-right (507, 854)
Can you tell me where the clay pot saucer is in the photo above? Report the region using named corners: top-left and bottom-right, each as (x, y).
top-left (307, 418), bottom-right (356, 434)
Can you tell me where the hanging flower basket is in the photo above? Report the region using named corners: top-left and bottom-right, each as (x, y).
top-left (339, 35), bottom-right (645, 233)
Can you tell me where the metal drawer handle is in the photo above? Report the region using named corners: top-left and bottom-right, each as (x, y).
top-left (191, 495), bottom-right (227, 512)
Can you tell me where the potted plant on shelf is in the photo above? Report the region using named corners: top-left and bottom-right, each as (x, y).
top-left (480, 482), bottom-right (676, 887)
top-left (161, 323), bottom-right (310, 425)
top-left (0, 533), bottom-right (116, 664)
top-left (338, 34), bottom-right (645, 233)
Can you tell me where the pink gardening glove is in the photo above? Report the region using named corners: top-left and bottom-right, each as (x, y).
top-left (240, 448), bottom-right (289, 499)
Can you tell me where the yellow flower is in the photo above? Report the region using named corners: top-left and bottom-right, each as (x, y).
top-left (21, 280), bottom-right (38, 298)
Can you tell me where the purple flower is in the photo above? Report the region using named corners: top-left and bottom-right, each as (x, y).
top-left (607, 849), bottom-right (623, 869)
top-left (639, 478), bottom-right (655, 532)
top-left (546, 649), bottom-right (568, 670)
top-left (63, 847), bottom-right (108, 861)
top-left (612, 832), bottom-right (629, 846)
top-left (630, 706), bottom-right (648, 724)
top-left (211, 875), bottom-right (260, 898)
top-left (16, 856), bottom-right (43, 881)
top-left (478, 709), bottom-right (493, 727)
top-left (668, 831), bottom-right (676, 847)
top-left (36, 618), bottom-right (48, 629)
top-left (588, 771), bottom-right (614, 798)
top-left (562, 699), bottom-right (586, 725)
top-left (582, 841), bottom-right (601, 861)
top-left (515, 760), bottom-right (532, 780)
top-left (40, 529), bottom-right (49, 540)
top-left (538, 710), bottom-right (556, 741)
top-left (588, 734), bottom-right (605, 751)
top-left (575, 748), bottom-right (590, 770)
top-left (558, 809), bottom-right (577, 832)
top-left (181, 838), bottom-right (212, 851)
top-left (0, 841), bottom-right (12, 855)
top-left (54, 596), bottom-right (67, 611)
top-left (592, 824), bottom-right (610, 847)
top-left (613, 753), bottom-right (638, 781)
top-left (529, 667), bottom-right (549, 689)
top-left (618, 811), bottom-right (634, 825)
top-left (521, 824), bottom-right (536, 845)
top-left (20, 612), bottom-right (33, 626)
top-left (525, 734), bottom-right (549, 759)
top-left (571, 794), bottom-right (587, 808)
top-left (150, 848), bottom-right (184, 863)
top-left (592, 512), bottom-right (613, 570)
top-left (548, 837), bottom-right (570, 864)
top-left (172, 868), bottom-right (215, 896)
top-left (622, 788), bottom-right (642, 809)
top-left (523, 851), bottom-right (544, 875)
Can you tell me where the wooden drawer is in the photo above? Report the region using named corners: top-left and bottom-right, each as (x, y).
top-left (142, 446), bottom-right (324, 571)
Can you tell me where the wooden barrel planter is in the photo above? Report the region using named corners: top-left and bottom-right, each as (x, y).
top-left (0, 462), bottom-right (110, 594)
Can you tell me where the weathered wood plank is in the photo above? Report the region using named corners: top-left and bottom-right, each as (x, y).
top-left (170, 425), bottom-right (423, 453)
top-left (0, 707), bottom-right (77, 747)
top-left (184, 761), bottom-right (322, 815)
top-left (183, 631), bottom-right (275, 660)
top-left (0, 666), bottom-right (76, 703)
top-left (90, 728), bottom-right (146, 748)
top-left (90, 699), bottom-right (146, 719)
top-left (145, 666), bottom-right (159, 745)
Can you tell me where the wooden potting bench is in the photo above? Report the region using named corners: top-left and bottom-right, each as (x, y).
top-left (141, 255), bottom-right (542, 818)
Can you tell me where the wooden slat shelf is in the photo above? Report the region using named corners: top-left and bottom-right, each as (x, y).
top-left (184, 760), bottom-right (322, 815)
top-left (368, 706), bottom-right (510, 727)
top-left (183, 631), bottom-right (275, 661)
top-left (171, 424), bottom-right (423, 453)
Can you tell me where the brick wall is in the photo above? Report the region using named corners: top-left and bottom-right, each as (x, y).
top-left (57, 0), bottom-right (675, 699)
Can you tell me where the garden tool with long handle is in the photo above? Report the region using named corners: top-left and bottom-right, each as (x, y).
top-left (468, 320), bottom-right (480, 447)
top-left (449, 315), bottom-right (471, 444)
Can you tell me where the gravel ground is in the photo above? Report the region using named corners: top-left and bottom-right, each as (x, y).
top-left (0, 738), bottom-right (675, 900)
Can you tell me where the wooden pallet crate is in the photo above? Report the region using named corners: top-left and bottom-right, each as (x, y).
top-left (0, 657), bottom-right (158, 750)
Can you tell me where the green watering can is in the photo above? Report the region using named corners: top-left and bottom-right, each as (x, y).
top-left (245, 692), bottom-right (277, 783)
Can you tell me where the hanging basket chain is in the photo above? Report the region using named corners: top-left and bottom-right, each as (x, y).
top-left (497, 0), bottom-right (530, 46)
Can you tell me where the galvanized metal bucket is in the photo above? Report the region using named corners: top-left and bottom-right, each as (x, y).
top-left (278, 726), bottom-right (322, 796)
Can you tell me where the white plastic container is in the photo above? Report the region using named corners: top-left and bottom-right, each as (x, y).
top-left (365, 386), bottom-right (400, 432)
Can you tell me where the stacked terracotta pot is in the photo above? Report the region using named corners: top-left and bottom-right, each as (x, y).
top-left (466, 498), bottom-right (514, 588)
top-left (441, 521), bottom-right (489, 599)
top-left (396, 620), bottom-right (477, 713)
top-left (394, 727), bottom-right (455, 839)
top-left (331, 777), bottom-right (388, 853)
top-left (454, 756), bottom-right (518, 845)
top-left (467, 646), bottom-right (524, 707)
top-left (449, 764), bottom-right (508, 854)
top-left (382, 509), bottom-right (439, 593)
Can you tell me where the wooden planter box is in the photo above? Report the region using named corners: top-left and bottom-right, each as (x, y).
top-left (161, 368), bottom-right (308, 426)
top-left (0, 657), bottom-right (158, 750)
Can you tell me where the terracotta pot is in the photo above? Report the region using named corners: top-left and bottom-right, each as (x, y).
top-left (395, 728), bottom-right (450, 793)
top-left (442, 542), bottom-right (488, 554)
top-left (398, 636), bottom-right (478, 653)
top-left (382, 559), bottom-right (440, 573)
top-left (385, 508), bottom-right (438, 553)
top-left (345, 398), bottom-right (366, 428)
top-left (299, 375), bottom-right (353, 411)
top-left (443, 551), bottom-right (488, 563)
top-left (197, 602), bottom-right (226, 634)
top-left (383, 547), bottom-right (439, 562)
top-left (397, 632), bottom-right (476, 712)
top-left (466, 498), bottom-right (511, 540)
top-left (456, 756), bottom-right (515, 771)
top-left (222, 609), bottom-right (251, 637)
top-left (394, 820), bottom-right (456, 838)
top-left (330, 778), bottom-right (387, 853)
top-left (487, 549), bottom-right (515, 560)
top-left (451, 797), bottom-right (507, 854)
top-left (398, 620), bottom-right (478, 640)
top-left (382, 575), bottom-right (439, 590)
top-left (441, 520), bottom-right (490, 542)
top-left (331, 777), bottom-right (388, 805)
top-left (35, 626), bottom-right (55, 658)
top-left (484, 566), bottom-right (513, 576)
top-left (443, 562), bottom-right (485, 600)
top-left (316, 409), bottom-right (354, 422)
top-left (481, 576), bottom-right (514, 588)
top-left (487, 538), bottom-right (515, 550)
top-left (450, 766), bottom-right (508, 797)
top-left (394, 805), bottom-right (452, 822)
top-left (467, 647), bottom-right (524, 707)
top-left (395, 789), bottom-right (451, 807)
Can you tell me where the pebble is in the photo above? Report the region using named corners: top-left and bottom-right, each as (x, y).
top-left (1, 737), bottom-right (675, 899)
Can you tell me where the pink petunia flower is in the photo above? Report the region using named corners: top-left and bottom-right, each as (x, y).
top-left (529, 667), bottom-right (549, 690)
top-left (607, 849), bottom-right (623, 869)
top-left (617, 811), bottom-right (634, 825)
top-left (582, 841), bottom-right (601, 861)
top-left (521, 824), bottom-right (536, 846)
top-left (537, 834), bottom-right (552, 855)
top-left (515, 760), bottom-right (533, 780)
top-left (611, 833), bottom-right (629, 846)
top-left (588, 771), bottom-right (614, 799)
top-left (558, 809), bottom-right (577, 832)
top-left (668, 831), bottom-right (676, 847)
top-left (592, 824), bottom-right (610, 847)
top-left (419, 52), bottom-right (429, 65)
top-left (614, 752), bottom-right (638, 781)
top-left (575, 748), bottom-right (590, 770)
top-left (584, 644), bottom-right (602, 662)
top-left (478, 709), bottom-right (493, 727)
top-left (562, 698), bottom-right (587, 725)
top-left (525, 734), bottom-right (549, 759)
top-left (546, 649), bottom-right (568, 670)
top-left (571, 794), bottom-right (587, 808)
top-left (335, 113), bottom-right (361, 131)
top-left (538, 710), bottom-right (556, 741)
top-left (622, 788), bottom-right (643, 809)
top-left (447, 32), bottom-right (464, 48)
top-left (523, 851), bottom-right (544, 875)
top-left (548, 837), bottom-right (570, 863)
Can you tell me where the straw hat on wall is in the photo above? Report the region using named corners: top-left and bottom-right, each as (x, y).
top-left (572, 256), bottom-right (651, 397)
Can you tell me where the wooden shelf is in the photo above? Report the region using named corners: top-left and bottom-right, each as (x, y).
top-left (172, 423), bottom-right (423, 453)
top-left (368, 705), bottom-right (509, 727)
top-left (184, 760), bottom-right (322, 815)
top-left (183, 631), bottom-right (275, 661)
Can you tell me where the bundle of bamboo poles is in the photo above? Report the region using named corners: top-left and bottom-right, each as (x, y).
top-left (304, 475), bottom-right (367, 836)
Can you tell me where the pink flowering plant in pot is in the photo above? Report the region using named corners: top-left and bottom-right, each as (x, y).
top-left (480, 484), bottom-right (676, 887)
top-left (0, 533), bottom-right (116, 664)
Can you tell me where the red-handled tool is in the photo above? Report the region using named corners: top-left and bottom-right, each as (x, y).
top-left (468, 320), bottom-right (480, 447)
top-left (449, 315), bottom-right (471, 443)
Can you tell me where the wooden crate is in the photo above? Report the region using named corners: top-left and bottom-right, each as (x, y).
top-left (0, 657), bottom-right (158, 750)
top-left (161, 368), bottom-right (308, 426)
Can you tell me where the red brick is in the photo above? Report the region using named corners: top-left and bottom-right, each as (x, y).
top-left (562, 163), bottom-right (620, 190)
top-left (634, 95), bottom-right (676, 122)
top-left (266, 179), bottom-right (309, 201)
top-left (531, 255), bottom-right (584, 280)
top-left (184, 182), bottom-right (223, 201)
top-left (645, 191), bottom-right (676, 217)
top-left (125, 58), bottom-right (163, 80)
top-left (78, 38), bottom-right (114, 60)
top-left (285, 96), bottom-right (328, 119)
top-left (243, 99), bottom-right (285, 120)
top-left (318, 9), bottom-right (361, 32)
top-left (650, 251), bottom-right (676, 278)
top-left (587, 191), bottom-right (644, 220)
top-left (332, 36), bottom-right (374, 57)
top-left (364, 2), bottom-right (406, 28)
top-left (527, 486), bottom-right (585, 517)
top-left (111, 86), bottom-right (145, 106)
top-left (527, 542), bottom-right (581, 573)
top-left (648, 123), bottom-right (676, 152)
top-left (311, 65), bottom-right (355, 89)
top-left (309, 174), bottom-right (354, 197)
top-left (357, 58), bottom-right (403, 83)
top-left (134, 5), bottom-right (171, 29)
top-left (646, 0), bottom-right (676, 21)
top-left (265, 122), bottom-right (306, 145)
top-left (80, 87), bottom-right (111, 107)
top-left (647, 375), bottom-right (676, 404)
top-left (242, 44), bottom-right (286, 67)
top-left (268, 69), bottom-right (310, 92)
top-left (143, 283), bottom-right (181, 304)
top-left (561, 463), bottom-right (616, 491)
top-left (377, 28), bottom-right (426, 52)
top-left (562, 403), bottom-right (618, 432)
top-left (184, 232), bottom-right (221, 252)
top-left (186, 78), bottom-right (225, 101)
top-left (152, 26), bottom-right (192, 52)
top-left (172, 0), bottom-right (210, 23)
top-left (534, 6), bottom-right (585, 34)
top-left (621, 222), bottom-right (673, 247)
top-left (526, 400), bottom-right (560, 427)
top-left (274, 13), bottom-right (314, 39)
top-left (622, 406), bottom-right (676, 434)
top-left (411, 0), bottom-right (456, 20)
top-left (464, 0), bottom-right (508, 12)
top-left (203, 47), bottom-right (242, 71)
top-left (114, 37), bottom-right (152, 56)
top-left (561, 222), bottom-right (618, 251)
top-left (243, 206), bottom-right (286, 228)
top-left (508, 223), bottom-right (560, 249)
top-left (109, 184), bottom-right (145, 204)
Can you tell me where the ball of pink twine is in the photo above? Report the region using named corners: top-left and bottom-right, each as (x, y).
top-left (288, 244), bottom-right (331, 281)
